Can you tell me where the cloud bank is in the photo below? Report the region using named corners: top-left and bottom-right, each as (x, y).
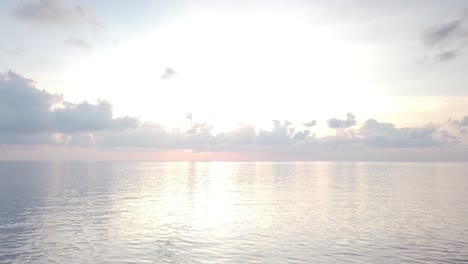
top-left (1, 70), bottom-right (466, 160)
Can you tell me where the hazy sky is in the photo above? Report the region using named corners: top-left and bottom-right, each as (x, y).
top-left (1, 0), bottom-right (468, 161)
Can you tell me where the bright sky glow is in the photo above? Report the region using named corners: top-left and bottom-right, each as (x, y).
top-left (1, 0), bottom-right (468, 161)
top-left (62, 10), bottom-right (386, 131)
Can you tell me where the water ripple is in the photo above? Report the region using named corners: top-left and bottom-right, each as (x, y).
top-left (1, 162), bottom-right (468, 263)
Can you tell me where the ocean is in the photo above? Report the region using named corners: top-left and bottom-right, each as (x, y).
top-left (1, 161), bottom-right (467, 263)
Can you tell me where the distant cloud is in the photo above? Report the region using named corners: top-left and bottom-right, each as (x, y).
top-left (161, 68), bottom-right (177, 80)
top-left (64, 37), bottom-right (91, 50)
top-left (423, 9), bottom-right (468, 62)
top-left (358, 119), bottom-right (456, 148)
top-left (327, 113), bottom-right (356, 129)
top-left (13, 0), bottom-right (103, 30)
top-left (0, 70), bottom-right (466, 160)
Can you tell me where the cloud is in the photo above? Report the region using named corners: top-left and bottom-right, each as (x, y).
top-left (257, 120), bottom-right (295, 144)
top-left (292, 130), bottom-right (310, 140)
top-left (327, 113), bottom-right (356, 129)
top-left (218, 124), bottom-right (257, 145)
top-left (423, 9), bottom-right (468, 62)
top-left (434, 49), bottom-right (458, 62)
top-left (357, 119), bottom-right (457, 148)
top-left (0, 70), bottom-right (138, 136)
top-left (161, 68), bottom-right (177, 80)
top-left (452, 115), bottom-right (468, 127)
top-left (13, 0), bottom-right (103, 30)
top-left (451, 115), bottom-right (468, 135)
top-left (186, 112), bottom-right (193, 121)
top-left (1, 70), bottom-right (467, 160)
top-left (423, 20), bottom-right (461, 47)
top-left (64, 37), bottom-right (91, 50)
top-left (54, 101), bottom-right (139, 132)
top-left (303, 120), bottom-right (317, 127)
top-left (0, 70), bottom-right (58, 133)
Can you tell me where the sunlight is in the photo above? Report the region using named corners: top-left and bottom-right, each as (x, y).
top-left (64, 10), bottom-right (380, 130)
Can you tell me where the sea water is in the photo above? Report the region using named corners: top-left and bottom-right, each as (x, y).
top-left (1, 162), bottom-right (467, 263)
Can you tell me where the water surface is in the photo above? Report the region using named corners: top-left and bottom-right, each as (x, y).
top-left (1, 162), bottom-right (467, 263)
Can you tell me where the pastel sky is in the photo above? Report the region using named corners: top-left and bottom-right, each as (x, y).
top-left (1, 0), bottom-right (468, 161)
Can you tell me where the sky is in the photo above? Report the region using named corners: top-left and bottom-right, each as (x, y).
top-left (1, 0), bottom-right (468, 161)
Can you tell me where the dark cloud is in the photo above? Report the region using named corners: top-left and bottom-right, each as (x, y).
top-left (161, 68), bottom-right (177, 80)
top-left (13, 0), bottom-right (103, 30)
top-left (423, 9), bottom-right (468, 62)
top-left (327, 113), bottom-right (356, 129)
top-left (0, 70), bottom-right (138, 136)
top-left (64, 37), bottom-right (91, 50)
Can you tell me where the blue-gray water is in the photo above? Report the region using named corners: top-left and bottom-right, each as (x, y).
top-left (1, 162), bottom-right (467, 263)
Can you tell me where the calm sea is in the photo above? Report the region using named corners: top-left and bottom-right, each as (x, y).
top-left (1, 162), bottom-right (467, 263)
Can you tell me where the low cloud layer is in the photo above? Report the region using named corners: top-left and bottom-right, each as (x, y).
top-left (0, 70), bottom-right (466, 160)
